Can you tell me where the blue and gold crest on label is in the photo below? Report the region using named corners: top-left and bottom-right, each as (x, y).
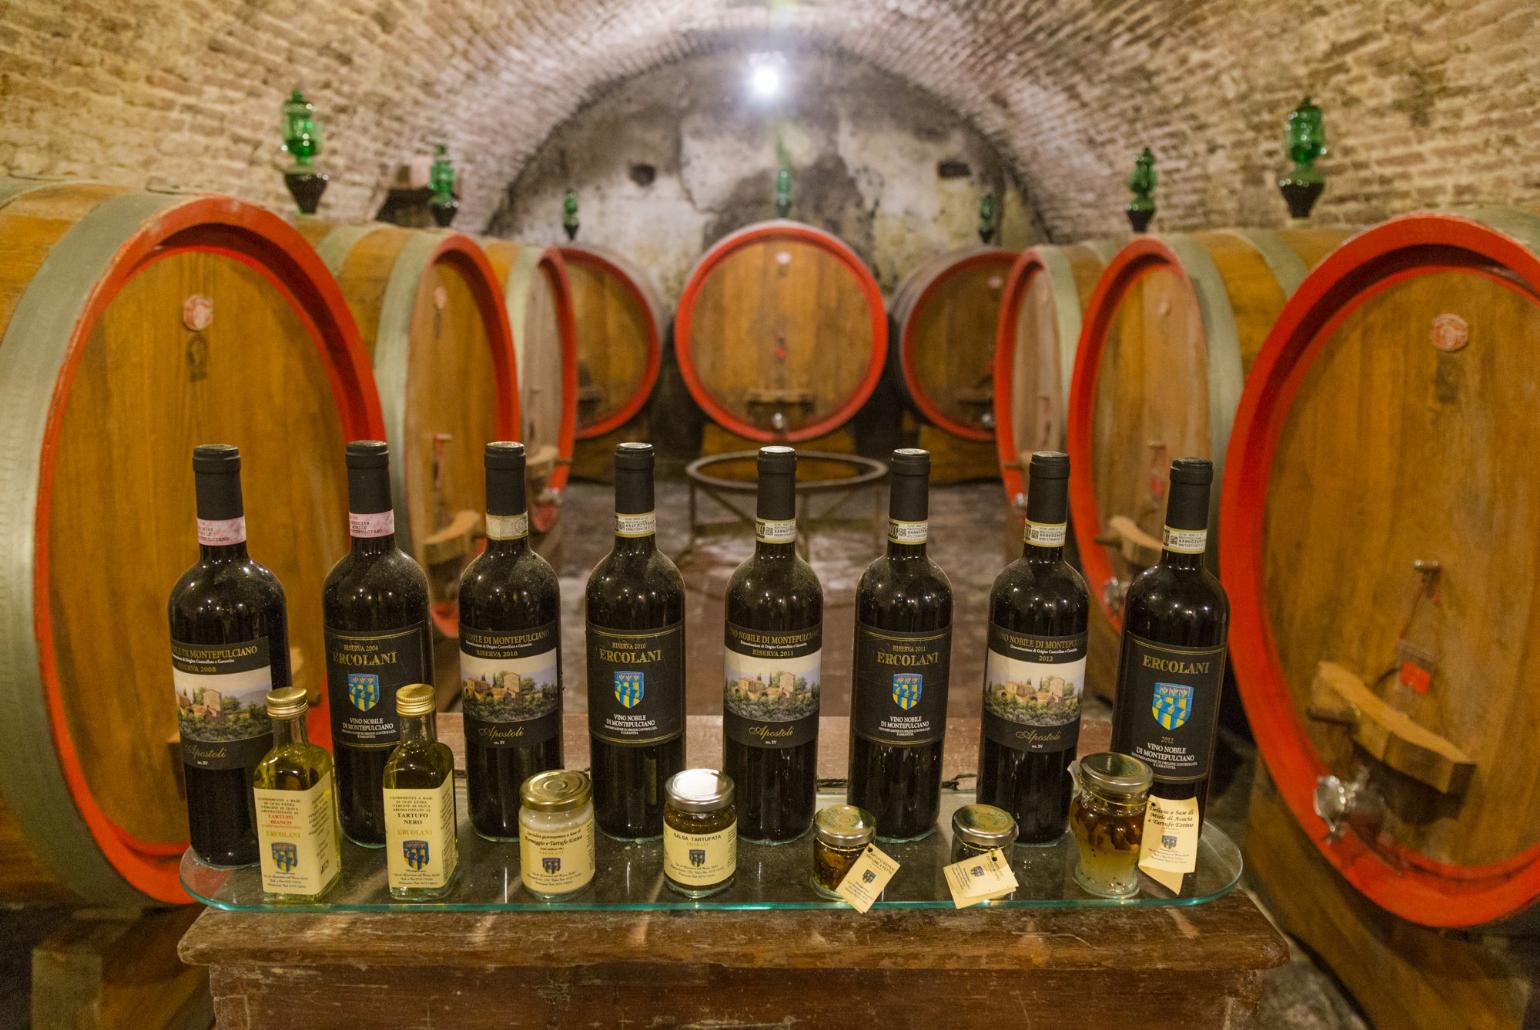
top-left (689, 848), bottom-right (707, 868)
top-left (862, 869), bottom-right (876, 885)
top-left (271, 841), bottom-right (298, 873)
top-left (1162, 834), bottom-right (1178, 850)
top-left (348, 672), bottom-right (381, 712)
top-left (403, 839), bottom-right (431, 871)
top-left (891, 673), bottom-right (923, 711)
top-left (614, 671), bottom-right (645, 709)
top-left (542, 856), bottom-right (561, 874)
top-left (1151, 682), bottom-right (1193, 731)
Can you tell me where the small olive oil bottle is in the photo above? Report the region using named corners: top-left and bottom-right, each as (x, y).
top-left (383, 684), bottom-right (459, 899)
top-left (252, 688), bottom-right (343, 901)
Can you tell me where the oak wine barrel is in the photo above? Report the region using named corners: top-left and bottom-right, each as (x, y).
top-left (1220, 210), bottom-right (1540, 927)
top-left (674, 221), bottom-right (886, 443)
top-left (558, 246), bottom-right (665, 439)
top-left (889, 246), bottom-right (1015, 442)
top-left (481, 240), bottom-right (578, 534)
top-left (993, 240), bottom-right (1118, 512)
top-left (297, 221), bottom-right (519, 641)
top-left (0, 181), bottom-right (382, 905)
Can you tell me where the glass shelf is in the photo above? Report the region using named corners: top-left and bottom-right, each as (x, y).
top-left (181, 781), bottom-right (1242, 913)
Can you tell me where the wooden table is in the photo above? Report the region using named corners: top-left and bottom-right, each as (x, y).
top-left (180, 715), bottom-right (1286, 1028)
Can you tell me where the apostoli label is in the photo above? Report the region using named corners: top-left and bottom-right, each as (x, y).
top-left (197, 516), bottom-right (247, 546)
top-left (349, 509), bottom-right (395, 538)
top-left (520, 819), bottom-right (596, 896)
top-left (460, 623), bottom-right (561, 749)
top-left (981, 627), bottom-right (1087, 752)
top-left (1162, 525), bottom-right (1207, 554)
top-left (1025, 520), bottom-right (1067, 548)
top-left (255, 773), bottom-right (341, 898)
top-left (754, 517), bottom-right (797, 545)
top-left (663, 821), bottom-right (737, 887)
top-left (615, 511), bottom-right (656, 538)
top-left (486, 512), bottom-right (529, 541)
top-left (171, 637), bottom-right (274, 771)
top-left (888, 519), bottom-right (928, 545)
top-left (723, 623), bottom-right (821, 749)
top-left (385, 778), bottom-right (459, 891)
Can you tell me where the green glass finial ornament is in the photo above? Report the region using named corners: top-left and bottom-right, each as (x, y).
top-left (563, 189), bottom-right (580, 241)
top-left (1126, 147), bottom-right (1156, 233)
top-left (280, 89), bottom-right (328, 215)
top-left (1279, 97), bottom-right (1327, 218)
top-left (774, 164), bottom-right (792, 219)
top-left (978, 193), bottom-right (998, 244)
top-left (429, 143), bottom-right (459, 228)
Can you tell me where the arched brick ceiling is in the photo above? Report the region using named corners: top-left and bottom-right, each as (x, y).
top-left (2, 0), bottom-right (1535, 237)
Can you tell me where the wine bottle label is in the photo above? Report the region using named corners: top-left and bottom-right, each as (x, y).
top-left (349, 510), bottom-right (395, 538)
top-left (460, 623), bottom-right (561, 750)
top-left (196, 516), bottom-right (247, 546)
top-left (1111, 635), bottom-right (1227, 782)
top-left (1025, 520), bottom-right (1067, 548)
top-left (255, 772), bottom-right (341, 898)
top-left (385, 777), bottom-right (459, 891)
top-left (519, 817), bottom-right (596, 895)
top-left (1162, 525), bottom-right (1207, 554)
top-left (586, 621), bottom-right (685, 746)
top-left (663, 820), bottom-right (737, 887)
top-left (887, 519), bottom-right (928, 545)
top-left (981, 626), bottom-right (1087, 752)
top-left (614, 511), bottom-right (656, 538)
top-left (171, 637), bottom-right (274, 771)
top-left (486, 512), bottom-right (529, 541)
top-left (723, 623), bottom-right (821, 749)
top-left (754, 517), bottom-right (797, 545)
top-left (324, 623), bottom-right (430, 747)
top-left (852, 623), bottom-right (951, 746)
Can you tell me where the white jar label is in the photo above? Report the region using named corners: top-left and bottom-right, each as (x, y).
top-left (615, 511), bottom-right (656, 538)
top-left (520, 817), bottom-right (596, 895)
top-left (663, 822), bottom-right (737, 887)
top-left (255, 773), bottom-right (341, 898)
top-left (385, 778), bottom-right (459, 891)
top-left (1162, 525), bottom-right (1207, 554)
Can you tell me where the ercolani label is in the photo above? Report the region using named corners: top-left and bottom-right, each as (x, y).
top-left (1110, 636), bottom-right (1226, 783)
top-left (520, 818), bottom-right (596, 896)
top-left (1025, 520), bottom-right (1067, 548)
top-left (663, 822), bottom-right (737, 887)
top-left (385, 778), bottom-right (459, 891)
top-left (349, 510), bottom-right (395, 538)
top-left (1138, 794), bottom-right (1201, 893)
top-left (171, 637), bottom-right (274, 771)
top-left (324, 623), bottom-right (431, 747)
top-left (255, 773), bottom-right (341, 898)
top-left (1162, 525), bottom-right (1207, 554)
top-left (486, 512), bottom-right (529, 541)
top-left (197, 516), bottom-right (246, 546)
top-left (615, 511), bottom-right (656, 538)
top-left (754, 517), bottom-right (797, 545)
top-left (888, 519), bottom-right (929, 545)
top-left (834, 843), bottom-right (900, 912)
top-left (586, 622), bottom-right (685, 746)
top-left (852, 624), bottom-right (951, 747)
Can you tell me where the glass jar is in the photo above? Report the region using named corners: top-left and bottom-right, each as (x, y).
top-left (950, 803), bottom-right (1018, 863)
top-left (1069, 752), bottom-right (1152, 899)
top-left (519, 770), bottom-right (596, 899)
top-left (663, 769), bottom-right (736, 898)
top-left (810, 804), bottom-right (877, 899)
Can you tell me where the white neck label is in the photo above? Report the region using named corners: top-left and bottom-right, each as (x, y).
top-left (197, 516), bottom-right (246, 546)
top-left (1163, 525), bottom-right (1207, 554)
top-left (615, 511), bottom-right (656, 539)
top-left (350, 510), bottom-right (395, 538)
top-left (888, 519), bottom-right (928, 545)
top-left (755, 518), bottom-right (797, 544)
top-left (487, 513), bottom-right (529, 541)
top-left (1026, 520), bottom-right (1067, 548)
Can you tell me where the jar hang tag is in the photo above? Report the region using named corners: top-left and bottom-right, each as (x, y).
top-left (1067, 758), bottom-right (1082, 792)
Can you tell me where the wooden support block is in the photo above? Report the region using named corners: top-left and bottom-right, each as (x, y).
top-left (33, 907), bottom-right (211, 1030)
top-left (1098, 514), bottom-right (1163, 569)
top-left (1311, 661), bottom-right (1475, 796)
top-left (421, 509), bottom-right (482, 567)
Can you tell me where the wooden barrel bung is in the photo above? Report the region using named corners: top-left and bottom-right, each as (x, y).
top-left (557, 246), bottom-right (665, 440)
top-left (480, 240), bottom-right (578, 534)
top-left (1065, 229), bottom-right (1345, 648)
top-left (0, 181), bottom-right (381, 905)
top-left (674, 221), bottom-right (886, 443)
top-left (303, 222), bottom-right (519, 642)
top-left (1221, 210), bottom-right (1540, 927)
top-left (889, 247), bottom-right (1016, 442)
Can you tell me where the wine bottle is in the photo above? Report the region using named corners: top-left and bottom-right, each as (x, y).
top-left (723, 446), bottom-right (823, 843)
top-left (322, 440), bottom-right (432, 847)
top-left (458, 441), bottom-right (563, 841)
top-left (1109, 457), bottom-right (1229, 827)
top-left (847, 448), bottom-right (953, 841)
top-left (168, 444), bottom-right (288, 867)
top-left (976, 451), bottom-right (1089, 843)
top-left (585, 442), bottom-right (686, 840)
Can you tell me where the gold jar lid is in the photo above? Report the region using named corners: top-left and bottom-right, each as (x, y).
top-left (395, 683), bottom-right (435, 717)
top-left (952, 803), bottom-right (1018, 850)
top-left (1075, 752), bottom-right (1154, 799)
top-left (520, 769), bottom-right (593, 813)
top-left (663, 768), bottom-right (734, 813)
top-left (814, 804), bottom-right (876, 849)
top-left (265, 687), bottom-right (308, 718)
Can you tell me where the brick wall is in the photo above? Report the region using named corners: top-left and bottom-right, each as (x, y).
top-left (2, 0), bottom-right (1536, 238)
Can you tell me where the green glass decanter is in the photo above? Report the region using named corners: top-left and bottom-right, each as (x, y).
top-left (1126, 147), bottom-right (1156, 233)
top-left (1279, 97), bottom-right (1326, 218)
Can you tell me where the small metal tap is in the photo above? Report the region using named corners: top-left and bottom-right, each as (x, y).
top-left (1314, 767), bottom-right (1384, 843)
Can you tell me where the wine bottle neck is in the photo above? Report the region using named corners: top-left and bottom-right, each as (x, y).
top-left (195, 467), bottom-right (247, 562)
top-left (484, 509), bottom-right (531, 557)
top-left (755, 468), bottom-right (796, 558)
top-left (887, 471), bottom-right (929, 559)
top-left (1161, 479), bottom-right (1210, 570)
top-left (348, 465), bottom-right (396, 555)
top-left (1023, 467), bottom-right (1069, 564)
top-left (613, 466), bottom-right (656, 554)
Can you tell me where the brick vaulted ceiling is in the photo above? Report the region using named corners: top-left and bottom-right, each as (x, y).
top-left (2, 0), bottom-right (1537, 238)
